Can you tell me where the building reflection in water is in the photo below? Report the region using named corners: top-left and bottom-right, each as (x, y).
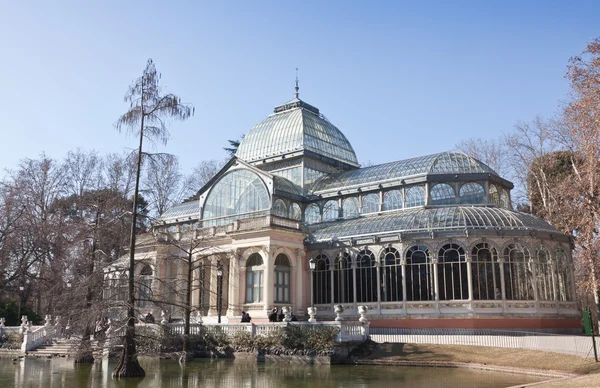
top-left (2, 356), bottom-right (543, 388)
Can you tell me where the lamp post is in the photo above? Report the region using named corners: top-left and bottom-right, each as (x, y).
top-left (17, 286), bottom-right (24, 322)
top-left (309, 257), bottom-right (316, 310)
top-left (217, 261), bottom-right (223, 324)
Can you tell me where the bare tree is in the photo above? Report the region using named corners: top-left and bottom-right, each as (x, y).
top-left (153, 227), bottom-right (228, 360)
top-left (142, 153), bottom-right (184, 217)
top-left (113, 59), bottom-right (193, 378)
top-left (455, 137), bottom-right (510, 178)
top-left (563, 37), bottom-right (600, 324)
top-left (182, 159), bottom-right (223, 199)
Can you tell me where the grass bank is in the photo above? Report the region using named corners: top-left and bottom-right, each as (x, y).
top-left (356, 342), bottom-right (600, 387)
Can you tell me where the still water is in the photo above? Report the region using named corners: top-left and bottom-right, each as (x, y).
top-left (0, 357), bottom-right (545, 388)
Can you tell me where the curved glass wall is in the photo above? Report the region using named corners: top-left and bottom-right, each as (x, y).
top-left (203, 170), bottom-right (270, 227)
top-left (380, 247), bottom-right (402, 302)
top-left (361, 193), bottom-right (379, 214)
top-left (333, 252), bottom-right (353, 303)
top-left (289, 203), bottom-right (302, 220)
top-left (437, 244), bottom-right (467, 300)
top-left (311, 242), bottom-right (573, 306)
top-left (471, 243), bottom-right (501, 300)
top-left (313, 254), bottom-right (331, 304)
top-left (500, 191), bottom-right (509, 209)
top-left (356, 249), bottom-right (377, 303)
top-left (323, 200), bottom-right (339, 221)
top-left (430, 183), bottom-right (456, 206)
top-left (406, 245), bottom-right (433, 301)
top-left (305, 204), bottom-right (321, 224)
top-left (459, 182), bottom-right (486, 204)
top-left (272, 199), bottom-right (287, 218)
top-left (343, 197), bottom-right (359, 219)
top-left (556, 247), bottom-right (573, 301)
top-left (405, 185), bottom-right (425, 208)
top-left (503, 244), bottom-right (534, 300)
top-left (383, 190), bottom-right (402, 211)
top-left (489, 184), bottom-right (500, 206)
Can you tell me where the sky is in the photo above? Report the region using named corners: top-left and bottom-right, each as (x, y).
top-left (1, 1), bottom-right (599, 176)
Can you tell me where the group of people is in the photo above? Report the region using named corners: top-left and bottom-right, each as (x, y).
top-left (93, 317), bottom-right (108, 339)
top-left (268, 308), bottom-right (297, 322)
top-left (240, 311), bottom-right (252, 322)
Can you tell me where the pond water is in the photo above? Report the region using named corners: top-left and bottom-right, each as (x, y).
top-left (0, 357), bottom-right (546, 388)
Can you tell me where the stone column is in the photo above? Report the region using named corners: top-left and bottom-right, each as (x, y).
top-left (263, 245), bottom-right (275, 313)
top-left (295, 249), bottom-right (305, 316)
top-left (401, 257), bottom-right (408, 314)
top-left (465, 256), bottom-right (474, 305)
top-left (498, 257), bottom-right (507, 313)
top-left (432, 257), bottom-right (440, 312)
top-left (207, 257), bottom-right (218, 317)
top-left (227, 251), bottom-right (241, 317)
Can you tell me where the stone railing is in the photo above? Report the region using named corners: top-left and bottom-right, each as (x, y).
top-left (19, 315), bottom-right (57, 352)
top-left (369, 327), bottom-right (595, 357)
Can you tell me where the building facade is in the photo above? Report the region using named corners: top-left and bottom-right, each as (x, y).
top-left (115, 90), bottom-right (579, 331)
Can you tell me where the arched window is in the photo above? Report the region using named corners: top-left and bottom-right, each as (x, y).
top-left (430, 183), bottom-right (456, 206)
top-left (500, 190), bottom-right (509, 209)
top-left (405, 186), bottom-right (425, 208)
top-left (245, 253), bottom-right (264, 303)
top-left (138, 264), bottom-right (153, 308)
top-left (361, 193), bottom-right (379, 214)
top-left (405, 246), bottom-right (433, 301)
top-left (203, 169), bottom-right (270, 226)
top-left (503, 244), bottom-right (534, 300)
top-left (272, 199), bottom-right (287, 218)
top-left (289, 203), bottom-right (301, 220)
top-left (313, 254), bottom-right (331, 305)
top-left (356, 249), bottom-right (377, 303)
top-left (305, 204), bottom-right (321, 224)
top-left (556, 247), bottom-right (573, 301)
top-left (535, 246), bottom-right (554, 301)
top-left (383, 190), bottom-right (402, 211)
top-left (459, 183), bottom-right (485, 204)
top-left (380, 247), bottom-right (402, 302)
top-left (343, 197), bottom-right (359, 219)
top-left (333, 252), bottom-right (353, 304)
top-left (489, 184), bottom-right (500, 206)
top-left (274, 254), bottom-right (290, 303)
top-left (437, 244), bottom-right (467, 300)
top-left (323, 200), bottom-right (339, 221)
top-left (118, 272), bottom-right (128, 302)
top-left (471, 243), bottom-right (501, 300)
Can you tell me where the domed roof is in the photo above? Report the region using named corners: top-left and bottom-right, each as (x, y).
top-left (310, 152), bottom-right (499, 193)
top-left (308, 206), bottom-right (558, 242)
top-left (236, 97), bottom-right (359, 167)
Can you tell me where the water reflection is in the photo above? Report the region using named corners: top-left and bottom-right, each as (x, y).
top-left (0, 357), bottom-right (544, 388)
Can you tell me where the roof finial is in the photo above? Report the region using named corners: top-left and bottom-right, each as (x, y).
top-left (295, 68), bottom-right (299, 98)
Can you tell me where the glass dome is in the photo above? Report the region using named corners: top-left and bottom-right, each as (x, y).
top-left (236, 98), bottom-right (359, 167)
top-left (308, 206), bottom-right (558, 241)
top-left (310, 152), bottom-right (498, 192)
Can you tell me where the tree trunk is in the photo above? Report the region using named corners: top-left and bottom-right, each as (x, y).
top-left (113, 101), bottom-right (146, 379)
top-left (182, 250), bottom-right (192, 359)
top-left (113, 318), bottom-right (145, 378)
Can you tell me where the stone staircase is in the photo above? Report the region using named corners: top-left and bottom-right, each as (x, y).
top-left (27, 338), bottom-right (103, 358)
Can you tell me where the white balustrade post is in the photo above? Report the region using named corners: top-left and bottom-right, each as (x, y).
top-left (0, 317), bottom-right (5, 328)
top-left (358, 305), bottom-right (369, 339)
top-left (282, 306), bottom-right (292, 322)
top-left (334, 304), bottom-right (344, 321)
top-left (160, 310), bottom-right (168, 325)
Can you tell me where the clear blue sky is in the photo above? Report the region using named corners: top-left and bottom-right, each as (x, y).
top-left (1, 1), bottom-right (598, 175)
